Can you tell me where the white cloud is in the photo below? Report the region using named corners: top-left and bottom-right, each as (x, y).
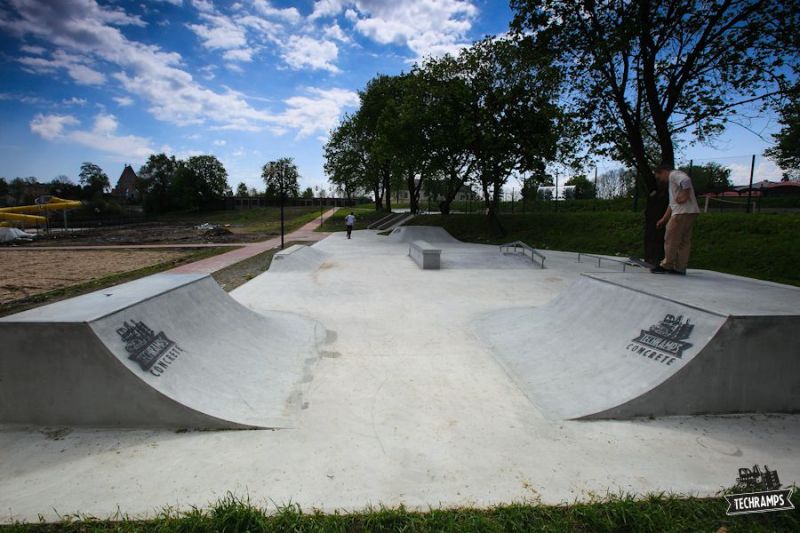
top-left (113, 95), bottom-right (134, 106)
top-left (309, 0), bottom-right (478, 59)
top-left (63, 96), bottom-right (87, 106)
top-left (30, 113), bottom-right (79, 140)
top-left (188, 12), bottom-right (248, 50)
top-left (323, 23), bottom-right (350, 43)
top-left (19, 44), bottom-right (45, 55)
top-left (282, 36), bottom-right (340, 72)
top-left (223, 47), bottom-right (255, 62)
top-left (18, 50), bottom-right (106, 85)
top-left (252, 0), bottom-right (301, 23)
top-left (213, 139), bottom-right (226, 146)
top-left (30, 112), bottom-right (154, 159)
top-left (276, 87), bottom-right (359, 138)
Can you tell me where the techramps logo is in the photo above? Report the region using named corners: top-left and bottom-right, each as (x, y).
top-left (626, 314), bottom-right (694, 366)
top-left (725, 465), bottom-right (795, 516)
top-left (116, 320), bottom-right (184, 377)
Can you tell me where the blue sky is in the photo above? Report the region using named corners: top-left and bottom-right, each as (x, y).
top-left (0, 0), bottom-right (785, 192)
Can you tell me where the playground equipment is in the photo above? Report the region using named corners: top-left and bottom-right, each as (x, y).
top-left (0, 195), bottom-right (82, 228)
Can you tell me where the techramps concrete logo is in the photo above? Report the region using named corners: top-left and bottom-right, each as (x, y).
top-left (626, 313), bottom-right (694, 365)
top-left (117, 320), bottom-right (183, 376)
top-left (725, 465), bottom-right (795, 515)
top-left (473, 272), bottom-right (800, 420)
top-left (0, 273), bottom-right (326, 429)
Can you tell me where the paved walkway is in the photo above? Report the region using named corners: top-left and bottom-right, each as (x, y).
top-left (170, 208), bottom-right (338, 274)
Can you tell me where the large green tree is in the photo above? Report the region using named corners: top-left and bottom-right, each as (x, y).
top-left (511, 0), bottom-right (800, 263)
top-left (138, 153), bottom-right (178, 213)
top-left (262, 157), bottom-right (300, 199)
top-left (765, 95), bottom-right (800, 180)
top-left (171, 155), bottom-right (230, 210)
top-left (78, 162), bottom-right (110, 199)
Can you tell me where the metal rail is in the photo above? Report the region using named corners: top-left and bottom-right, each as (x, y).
top-left (367, 213), bottom-right (399, 230)
top-left (576, 252), bottom-right (640, 272)
top-left (500, 241), bottom-right (546, 269)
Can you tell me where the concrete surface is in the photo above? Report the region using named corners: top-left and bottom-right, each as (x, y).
top-left (475, 273), bottom-right (800, 419)
top-left (0, 226), bottom-right (798, 523)
top-left (0, 274), bottom-right (325, 429)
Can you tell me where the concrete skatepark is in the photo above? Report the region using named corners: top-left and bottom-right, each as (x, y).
top-left (1, 226), bottom-right (799, 522)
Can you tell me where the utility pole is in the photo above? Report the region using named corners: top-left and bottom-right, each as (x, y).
top-left (554, 170), bottom-right (559, 212)
top-left (747, 154), bottom-right (756, 214)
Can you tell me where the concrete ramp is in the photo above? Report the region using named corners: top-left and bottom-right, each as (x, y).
top-left (474, 271), bottom-right (800, 419)
top-left (269, 244), bottom-right (329, 273)
top-left (0, 274), bottom-right (323, 429)
top-left (387, 225), bottom-right (460, 245)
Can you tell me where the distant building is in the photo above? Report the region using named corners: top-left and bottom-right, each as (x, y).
top-left (112, 164), bottom-right (140, 201)
top-left (734, 180), bottom-right (800, 197)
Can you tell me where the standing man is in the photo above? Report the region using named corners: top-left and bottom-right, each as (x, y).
top-left (651, 164), bottom-right (700, 275)
top-left (345, 211), bottom-right (356, 239)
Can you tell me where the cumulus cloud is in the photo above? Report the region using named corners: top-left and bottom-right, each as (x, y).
top-left (282, 36), bottom-right (340, 72)
top-left (29, 113), bottom-right (79, 140)
top-left (30, 111), bottom-right (154, 158)
top-left (113, 95), bottom-right (134, 106)
top-left (277, 87), bottom-right (359, 138)
top-left (309, 0), bottom-right (478, 59)
top-left (18, 50), bottom-right (106, 85)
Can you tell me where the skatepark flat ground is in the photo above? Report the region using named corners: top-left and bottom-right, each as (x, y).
top-left (1, 229), bottom-right (798, 523)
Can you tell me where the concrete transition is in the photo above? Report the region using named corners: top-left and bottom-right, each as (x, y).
top-left (475, 270), bottom-right (800, 419)
top-left (0, 273), bottom-right (325, 429)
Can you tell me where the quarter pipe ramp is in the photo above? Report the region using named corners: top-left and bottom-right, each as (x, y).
top-left (0, 273), bottom-right (324, 429)
top-left (475, 271), bottom-right (800, 419)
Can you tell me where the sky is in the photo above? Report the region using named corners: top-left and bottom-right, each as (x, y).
top-left (0, 0), bottom-right (786, 193)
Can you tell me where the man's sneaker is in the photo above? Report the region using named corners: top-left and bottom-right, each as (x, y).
top-left (650, 265), bottom-right (669, 274)
top-left (668, 269), bottom-right (686, 276)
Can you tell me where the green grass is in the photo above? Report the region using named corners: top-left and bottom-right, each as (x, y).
top-left (409, 212), bottom-right (800, 286)
top-left (0, 247), bottom-right (232, 317)
top-left (4, 491), bottom-right (798, 531)
top-left (158, 206), bottom-right (323, 234)
top-left (318, 206), bottom-right (393, 232)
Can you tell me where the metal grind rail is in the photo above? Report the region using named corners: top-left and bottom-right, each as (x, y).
top-left (576, 253), bottom-right (644, 272)
top-left (500, 241), bottom-right (546, 269)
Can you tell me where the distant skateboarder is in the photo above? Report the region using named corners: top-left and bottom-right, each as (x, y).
top-left (345, 212), bottom-right (356, 239)
top-left (651, 164), bottom-right (700, 275)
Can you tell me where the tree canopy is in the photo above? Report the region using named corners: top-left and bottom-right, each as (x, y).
top-left (262, 157), bottom-right (300, 199)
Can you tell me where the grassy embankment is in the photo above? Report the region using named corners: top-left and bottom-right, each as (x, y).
top-left (408, 212), bottom-right (800, 286)
top-left (5, 492), bottom-right (798, 532)
top-left (317, 206), bottom-right (394, 232)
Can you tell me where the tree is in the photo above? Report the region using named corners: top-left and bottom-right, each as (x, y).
top-left (78, 162), bottom-right (110, 198)
top-left (302, 187), bottom-right (314, 199)
top-left (139, 153), bottom-right (178, 213)
top-left (511, 0), bottom-right (800, 263)
top-left (236, 182), bottom-right (249, 196)
top-left (168, 155), bottom-right (230, 210)
top-left (262, 158), bottom-right (300, 199)
top-left (48, 175), bottom-right (81, 198)
top-left (458, 37), bottom-right (568, 219)
top-left (596, 168), bottom-right (637, 200)
top-left (765, 95), bottom-right (800, 180)
top-left (565, 175), bottom-right (597, 199)
top-left (0, 177), bottom-right (8, 205)
top-left (679, 163), bottom-right (733, 194)
top-left (325, 115), bottom-right (374, 205)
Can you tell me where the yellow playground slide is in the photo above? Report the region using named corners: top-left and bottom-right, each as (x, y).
top-left (0, 196), bottom-right (83, 226)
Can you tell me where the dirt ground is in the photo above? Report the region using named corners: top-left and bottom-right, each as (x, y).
top-left (26, 223), bottom-right (270, 247)
top-left (0, 249), bottom-right (190, 303)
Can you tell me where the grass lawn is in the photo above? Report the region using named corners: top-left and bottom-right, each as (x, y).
top-left (5, 492), bottom-right (798, 531)
top-left (318, 206), bottom-right (392, 232)
top-left (159, 206), bottom-right (322, 234)
top-left (409, 212), bottom-right (800, 286)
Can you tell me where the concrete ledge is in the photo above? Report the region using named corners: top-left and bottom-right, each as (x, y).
top-left (409, 239), bottom-right (441, 270)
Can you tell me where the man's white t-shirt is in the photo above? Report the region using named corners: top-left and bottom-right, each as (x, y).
top-left (668, 170), bottom-right (700, 215)
top-left (345, 214), bottom-right (356, 226)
